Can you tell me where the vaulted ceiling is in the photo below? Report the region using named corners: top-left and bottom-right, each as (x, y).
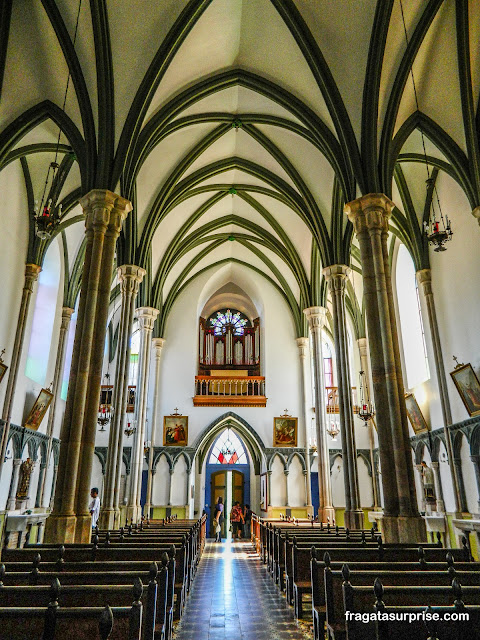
top-left (1, 0), bottom-right (478, 338)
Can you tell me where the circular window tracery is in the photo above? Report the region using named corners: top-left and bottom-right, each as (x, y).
top-left (207, 308), bottom-right (251, 336)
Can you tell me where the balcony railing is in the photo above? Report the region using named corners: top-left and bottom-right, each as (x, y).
top-left (193, 376), bottom-right (266, 407)
top-left (325, 386), bottom-right (359, 413)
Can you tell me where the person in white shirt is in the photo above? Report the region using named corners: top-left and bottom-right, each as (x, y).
top-left (89, 487), bottom-right (100, 529)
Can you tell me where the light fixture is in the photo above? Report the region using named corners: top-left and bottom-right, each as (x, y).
top-left (400, 0), bottom-right (453, 252)
top-left (33, 0), bottom-right (82, 240)
top-left (124, 419), bottom-right (136, 438)
top-left (326, 418), bottom-right (340, 441)
top-left (357, 370), bottom-right (375, 427)
top-left (98, 372), bottom-right (113, 431)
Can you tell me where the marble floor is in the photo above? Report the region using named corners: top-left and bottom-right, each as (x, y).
top-left (174, 540), bottom-right (310, 640)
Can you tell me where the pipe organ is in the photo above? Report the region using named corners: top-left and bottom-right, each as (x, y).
top-left (198, 312), bottom-right (260, 376)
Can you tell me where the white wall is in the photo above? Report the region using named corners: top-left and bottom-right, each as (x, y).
top-left (287, 455), bottom-right (305, 507)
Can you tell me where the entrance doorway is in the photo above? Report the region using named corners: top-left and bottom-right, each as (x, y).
top-left (210, 469), bottom-right (244, 538)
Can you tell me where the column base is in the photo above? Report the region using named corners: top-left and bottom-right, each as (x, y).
top-left (319, 506), bottom-right (336, 525)
top-left (125, 505), bottom-right (142, 523)
top-left (75, 514), bottom-right (93, 543)
top-left (306, 504), bottom-right (314, 517)
top-left (381, 515), bottom-right (427, 543)
top-left (97, 508), bottom-right (120, 530)
top-left (44, 513), bottom-right (77, 544)
top-left (344, 509), bottom-right (365, 530)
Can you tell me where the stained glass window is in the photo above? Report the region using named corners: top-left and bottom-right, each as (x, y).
top-left (208, 308), bottom-right (250, 336)
top-left (208, 428), bottom-right (248, 464)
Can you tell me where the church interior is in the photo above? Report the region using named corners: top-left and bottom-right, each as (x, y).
top-left (1, 0), bottom-right (480, 638)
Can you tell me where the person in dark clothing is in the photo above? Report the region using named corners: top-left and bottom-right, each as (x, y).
top-left (243, 503), bottom-right (252, 539)
top-left (214, 497), bottom-right (224, 542)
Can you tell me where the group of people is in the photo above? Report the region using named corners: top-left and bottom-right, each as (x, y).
top-left (213, 497), bottom-right (252, 542)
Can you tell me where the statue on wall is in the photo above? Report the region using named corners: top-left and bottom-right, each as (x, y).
top-left (421, 460), bottom-right (436, 503)
top-left (16, 457), bottom-right (35, 501)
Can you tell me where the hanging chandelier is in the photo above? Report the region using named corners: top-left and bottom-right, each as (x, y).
top-left (98, 373), bottom-right (113, 431)
top-left (124, 418), bottom-right (137, 438)
top-left (326, 419), bottom-right (340, 441)
top-left (33, 0), bottom-right (82, 240)
top-left (400, 0), bottom-right (453, 253)
top-left (357, 370), bottom-right (375, 427)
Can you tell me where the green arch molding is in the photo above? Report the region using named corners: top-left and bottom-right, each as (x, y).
top-left (192, 411), bottom-right (266, 475)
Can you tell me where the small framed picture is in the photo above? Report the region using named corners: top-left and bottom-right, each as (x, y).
top-left (405, 392), bottom-right (429, 434)
top-left (273, 416), bottom-right (298, 447)
top-left (126, 385), bottom-right (136, 413)
top-left (24, 388), bottom-right (54, 431)
top-left (450, 363), bottom-right (480, 417)
top-left (164, 415), bottom-right (188, 446)
top-left (0, 362), bottom-right (7, 385)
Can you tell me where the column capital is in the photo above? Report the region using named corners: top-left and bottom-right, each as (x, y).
top-left (431, 461), bottom-right (439, 469)
top-left (79, 189), bottom-right (132, 233)
top-left (296, 337), bottom-right (309, 358)
top-left (152, 337), bottom-right (166, 356)
top-left (357, 337), bottom-right (368, 357)
top-left (118, 264), bottom-right (146, 296)
top-left (472, 205), bottom-right (480, 226)
top-left (303, 306), bottom-right (327, 330)
top-left (323, 264), bottom-right (350, 292)
top-left (416, 268), bottom-right (433, 295)
top-left (61, 307), bottom-right (74, 328)
top-left (344, 193), bottom-right (395, 235)
top-left (135, 307), bottom-right (159, 331)
top-left (24, 264), bottom-right (42, 289)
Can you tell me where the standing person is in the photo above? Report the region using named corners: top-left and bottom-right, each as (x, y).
top-left (230, 501), bottom-right (244, 541)
top-left (243, 503), bottom-right (252, 540)
top-left (89, 487), bottom-right (100, 530)
top-left (214, 496), bottom-right (224, 542)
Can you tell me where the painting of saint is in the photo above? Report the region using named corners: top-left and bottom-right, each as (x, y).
top-left (405, 393), bottom-right (429, 434)
top-left (24, 388), bottom-right (53, 431)
top-left (451, 364), bottom-right (480, 417)
top-left (273, 417), bottom-right (298, 447)
top-left (164, 415), bottom-right (188, 446)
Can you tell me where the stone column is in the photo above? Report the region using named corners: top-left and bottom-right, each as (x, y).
top-left (35, 462), bottom-right (47, 508)
top-left (358, 337), bottom-right (379, 509)
top-left (6, 458), bottom-right (22, 510)
top-left (416, 269), bottom-right (461, 515)
top-left (470, 455), bottom-right (480, 515)
top-left (324, 265), bottom-right (363, 529)
top-left (296, 337), bottom-right (313, 513)
top-left (284, 469), bottom-right (290, 507)
top-left (453, 458), bottom-right (468, 513)
top-left (345, 194), bottom-right (426, 543)
top-left (127, 307), bottom-right (159, 521)
top-left (45, 190), bottom-right (131, 544)
top-left (267, 470), bottom-right (272, 507)
top-left (415, 464), bottom-right (426, 513)
top-left (38, 307), bottom-right (74, 508)
top-left (431, 461), bottom-right (445, 513)
top-left (144, 338), bottom-right (165, 517)
top-left (303, 307), bottom-right (335, 524)
top-left (98, 266), bottom-right (145, 529)
top-left (49, 462), bottom-right (58, 510)
top-left (0, 264), bottom-right (42, 479)
top-left (168, 468), bottom-right (174, 506)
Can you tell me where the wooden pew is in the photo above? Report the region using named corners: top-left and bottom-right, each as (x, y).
top-left (311, 549), bottom-right (480, 640)
top-left (343, 574), bottom-right (480, 640)
top-left (0, 578), bottom-right (143, 640)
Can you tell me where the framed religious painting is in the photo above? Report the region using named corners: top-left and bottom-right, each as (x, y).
top-left (164, 415), bottom-right (188, 446)
top-left (405, 392), bottom-right (429, 434)
top-left (0, 361), bottom-right (7, 385)
top-left (450, 363), bottom-right (480, 417)
top-left (24, 388), bottom-right (53, 431)
top-left (273, 416), bottom-right (298, 447)
top-left (126, 385), bottom-right (136, 413)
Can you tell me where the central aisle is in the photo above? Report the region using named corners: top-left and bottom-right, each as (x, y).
top-left (175, 540), bottom-right (310, 640)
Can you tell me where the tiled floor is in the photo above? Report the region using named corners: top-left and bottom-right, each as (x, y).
top-left (174, 540), bottom-right (310, 640)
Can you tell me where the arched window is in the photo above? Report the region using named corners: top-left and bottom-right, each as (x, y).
top-left (396, 244), bottom-right (429, 388)
top-left (323, 341), bottom-right (334, 388)
top-left (208, 309), bottom-right (250, 336)
top-left (208, 428), bottom-right (248, 464)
